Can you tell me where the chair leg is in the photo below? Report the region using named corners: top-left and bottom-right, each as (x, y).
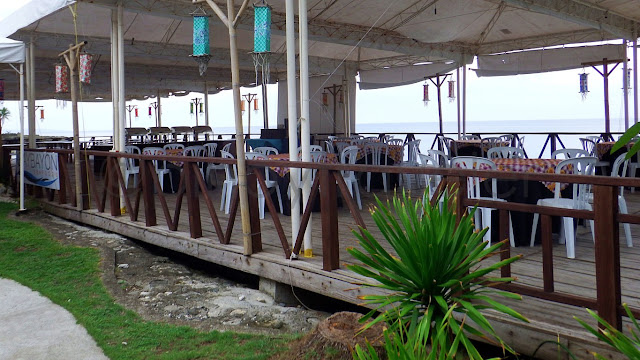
top-left (366, 172), bottom-right (371, 192)
top-left (509, 213), bottom-right (515, 247)
top-left (125, 173), bottom-right (130, 189)
top-left (354, 181), bottom-right (362, 210)
top-left (275, 186), bottom-right (284, 213)
top-left (619, 197), bottom-right (633, 247)
top-left (133, 174), bottom-right (139, 189)
top-left (259, 192), bottom-right (265, 220)
top-left (530, 213), bottom-right (539, 247)
top-left (158, 171), bottom-right (164, 192)
top-left (382, 172), bottom-right (387, 192)
top-left (220, 182), bottom-right (227, 211)
top-left (481, 207), bottom-right (492, 246)
top-left (562, 217), bottom-right (575, 258)
top-left (225, 184), bottom-right (233, 214)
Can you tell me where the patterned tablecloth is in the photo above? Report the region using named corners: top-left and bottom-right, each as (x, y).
top-left (493, 158), bottom-right (568, 191)
top-left (164, 148), bottom-right (185, 167)
top-left (452, 139), bottom-right (510, 154)
top-left (330, 144), bottom-right (403, 163)
top-left (265, 153), bottom-right (339, 177)
top-left (596, 141), bottom-right (633, 160)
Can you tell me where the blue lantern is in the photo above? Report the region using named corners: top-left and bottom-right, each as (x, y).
top-left (254, 5), bottom-right (271, 53)
top-left (193, 15), bottom-right (210, 56)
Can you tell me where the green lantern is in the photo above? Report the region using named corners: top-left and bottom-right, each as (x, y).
top-left (193, 15), bottom-right (210, 56)
top-left (254, 5), bottom-right (271, 53)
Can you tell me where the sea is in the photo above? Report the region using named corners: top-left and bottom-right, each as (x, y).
top-left (34, 118), bottom-right (629, 159)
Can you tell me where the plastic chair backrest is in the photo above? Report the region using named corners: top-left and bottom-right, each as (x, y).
top-left (244, 152), bottom-right (263, 160)
top-left (436, 136), bottom-right (455, 157)
top-left (310, 150), bottom-right (327, 163)
top-left (460, 135), bottom-right (479, 140)
top-left (386, 139), bottom-right (404, 146)
top-left (365, 143), bottom-right (388, 166)
top-left (142, 147), bottom-right (166, 170)
top-left (254, 146), bottom-right (279, 155)
top-left (611, 152), bottom-right (629, 196)
top-left (325, 140), bottom-right (335, 153)
top-left (163, 143), bottom-right (184, 151)
top-left (203, 143), bottom-right (218, 157)
top-left (451, 156), bottom-right (497, 199)
top-left (487, 146), bottom-right (525, 159)
top-left (405, 140), bottom-right (421, 164)
top-left (222, 142), bottom-right (233, 152)
top-left (335, 141), bottom-right (351, 155)
top-left (551, 148), bottom-right (590, 159)
top-left (124, 146), bottom-right (140, 170)
top-left (340, 145), bottom-right (359, 178)
top-left (579, 138), bottom-right (597, 156)
top-left (554, 157), bottom-right (597, 201)
top-left (220, 150), bottom-right (237, 182)
top-left (309, 145), bottom-right (323, 152)
top-left (426, 149), bottom-right (450, 168)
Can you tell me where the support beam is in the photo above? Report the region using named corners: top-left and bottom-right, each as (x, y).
top-left (299, 0), bottom-right (313, 257)
top-left (27, 40), bottom-right (36, 148)
top-left (286, 0), bottom-right (300, 258)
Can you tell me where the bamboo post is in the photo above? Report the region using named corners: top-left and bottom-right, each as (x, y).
top-left (59, 41), bottom-right (87, 211)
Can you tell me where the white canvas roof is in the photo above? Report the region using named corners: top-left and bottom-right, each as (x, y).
top-left (1, 0), bottom-right (640, 99)
top-left (0, 38), bottom-right (25, 64)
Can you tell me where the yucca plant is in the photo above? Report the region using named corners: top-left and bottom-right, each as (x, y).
top-left (348, 188), bottom-right (528, 359)
top-left (575, 304), bottom-right (640, 359)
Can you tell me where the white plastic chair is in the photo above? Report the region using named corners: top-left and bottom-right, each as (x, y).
top-left (451, 156), bottom-right (514, 247)
top-left (245, 152), bottom-right (283, 219)
top-left (551, 148), bottom-right (590, 159)
top-left (254, 146), bottom-right (279, 156)
top-left (335, 141), bottom-right (351, 155)
top-left (460, 134), bottom-right (479, 140)
top-left (163, 143), bottom-right (185, 152)
top-left (480, 137), bottom-right (503, 157)
top-left (386, 139), bottom-right (404, 146)
top-left (419, 153), bottom-right (442, 199)
top-left (325, 140), bottom-right (335, 154)
top-left (124, 145), bottom-right (140, 189)
top-left (142, 147), bottom-right (173, 192)
top-left (203, 143), bottom-right (223, 187)
top-left (609, 152), bottom-right (633, 247)
top-left (184, 145), bottom-right (206, 180)
top-left (219, 150), bottom-right (238, 214)
top-left (426, 149), bottom-right (450, 168)
top-left (487, 146), bottom-right (525, 159)
top-left (365, 142), bottom-right (388, 192)
top-left (530, 157), bottom-right (597, 259)
top-left (341, 146), bottom-right (362, 210)
top-left (398, 139), bottom-right (421, 188)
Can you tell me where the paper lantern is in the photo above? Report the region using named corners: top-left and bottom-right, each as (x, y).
top-left (55, 65), bottom-right (69, 93)
top-left (241, 100), bottom-right (246, 112)
top-left (579, 73), bottom-right (588, 99)
top-left (148, 106), bottom-right (152, 116)
top-left (40, 109), bottom-right (44, 120)
top-left (322, 92), bottom-right (328, 106)
top-left (193, 15), bottom-right (210, 56)
top-left (448, 80), bottom-right (455, 101)
top-left (190, 102), bottom-right (194, 114)
top-left (79, 53), bottom-right (93, 84)
top-left (253, 5), bottom-right (272, 53)
top-left (253, 98), bottom-right (259, 111)
top-left (199, 102), bottom-right (204, 113)
top-left (0, 79), bottom-right (4, 101)
top-left (135, 108), bottom-right (139, 118)
top-left (422, 83), bottom-right (429, 105)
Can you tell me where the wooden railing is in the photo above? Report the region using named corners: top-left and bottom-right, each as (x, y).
top-left (5, 146), bottom-right (640, 331)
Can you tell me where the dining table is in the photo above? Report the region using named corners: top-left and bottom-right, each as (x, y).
top-left (476, 158), bottom-right (573, 246)
top-left (452, 139), bottom-right (510, 157)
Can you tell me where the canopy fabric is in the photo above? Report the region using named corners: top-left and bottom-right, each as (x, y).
top-left (0, 38), bottom-right (25, 64)
top-left (474, 44), bottom-right (626, 77)
top-left (0, 0), bottom-right (76, 38)
top-left (359, 62), bottom-right (462, 90)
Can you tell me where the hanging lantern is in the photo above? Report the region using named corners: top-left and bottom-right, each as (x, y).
top-left (0, 79), bottom-right (4, 101)
top-left (191, 8), bottom-right (211, 76)
top-left (79, 53), bottom-right (93, 84)
top-left (241, 100), bottom-right (246, 112)
top-left (40, 109), bottom-right (45, 120)
top-left (322, 91), bottom-right (328, 106)
top-left (148, 106), bottom-right (152, 117)
top-left (579, 72), bottom-right (589, 100)
top-left (338, 90), bottom-right (344, 104)
top-left (254, 4), bottom-right (272, 53)
top-left (448, 80), bottom-right (455, 102)
top-left (135, 108), bottom-right (139, 118)
top-left (628, 68), bottom-right (633, 90)
top-left (199, 102), bottom-right (204, 113)
top-left (422, 83), bottom-right (429, 106)
top-left (253, 98), bottom-right (259, 111)
top-left (190, 102), bottom-right (194, 114)
top-left (55, 64), bottom-right (69, 93)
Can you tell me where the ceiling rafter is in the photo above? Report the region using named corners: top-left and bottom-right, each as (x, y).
top-left (378, 0), bottom-right (440, 31)
top-left (477, 1), bottom-right (507, 45)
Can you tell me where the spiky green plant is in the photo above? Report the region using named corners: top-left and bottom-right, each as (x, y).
top-left (347, 189), bottom-right (528, 359)
top-left (575, 304), bottom-right (640, 359)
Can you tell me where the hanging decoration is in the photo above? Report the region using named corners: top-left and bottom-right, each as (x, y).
top-left (148, 106), bottom-right (152, 117)
top-left (253, 98), bottom-right (259, 111)
top-left (40, 109), bottom-right (45, 120)
top-left (55, 64), bottom-right (70, 93)
top-left (241, 100), bottom-right (246, 112)
top-left (252, 1), bottom-right (271, 87)
top-left (199, 103), bottom-right (204, 113)
top-left (135, 108), bottom-right (139, 118)
top-left (191, 7), bottom-right (211, 76)
top-left (422, 82), bottom-right (429, 106)
top-left (628, 68), bottom-right (633, 91)
top-left (579, 72), bottom-right (589, 100)
top-left (79, 53), bottom-right (93, 84)
top-left (322, 91), bottom-right (328, 106)
top-left (338, 89), bottom-right (344, 104)
top-left (190, 102), bottom-right (194, 114)
top-left (0, 79), bottom-right (4, 101)
top-left (448, 80), bottom-right (455, 102)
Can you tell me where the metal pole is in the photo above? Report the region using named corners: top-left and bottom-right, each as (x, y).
top-left (286, 0), bottom-right (300, 255)
top-left (118, 3), bottom-right (126, 151)
top-left (226, 0), bottom-right (253, 255)
top-left (28, 40), bottom-right (36, 148)
top-left (634, 29), bottom-right (638, 125)
top-left (436, 75), bottom-right (443, 134)
top-left (204, 81), bottom-right (210, 127)
top-left (456, 66), bottom-right (461, 139)
top-left (111, 9), bottom-right (119, 147)
top-left (463, 63), bottom-right (467, 135)
top-left (604, 60), bottom-right (611, 134)
top-left (261, 82), bottom-right (269, 129)
top-left (299, 0), bottom-right (312, 257)
top-left (157, 89), bottom-right (162, 127)
top-left (624, 39), bottom-right (629, 130)
top-left (69, 47), bottom-right (83, 210)
top-left (19, 64), bottom-right (25, 211)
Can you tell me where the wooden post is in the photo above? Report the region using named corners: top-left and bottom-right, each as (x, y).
top-left (185, 163), bottom-right (202, 238)
top-left (58, 153), bottom-right (68, 204)
top-left (246, 171), bottom-right (262, 253)
top-left (541, 214), bottom-right (554, 292)
top-left (108, 158), bottom-right (120, 216)
top-left (140, 159), bottom-right (157, 226)
top-left (428, 74), bottom-right (451, 136)
top-left (80, 157), bottom-right (89, 210)
top-left (319, 169), bottom-right (339, 270)
top-left (59, 41), bottom-right (87, 211)
top-left (593, 184), bottom-right (622, 330)
top-left (583, 58), bottom-right (623, 136)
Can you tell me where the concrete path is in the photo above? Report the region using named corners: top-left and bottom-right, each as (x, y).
top-left (0, 278), bottom-right (108, 360)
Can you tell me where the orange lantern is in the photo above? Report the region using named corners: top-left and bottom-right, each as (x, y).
top-left (253, 98), bottom-right (259, 111)
top-left (241, 100), bottom-right (246, 111)
top-left (322, 91), bottom-right (328, 106)
top-left (40, 109), bottom-right (45, 120)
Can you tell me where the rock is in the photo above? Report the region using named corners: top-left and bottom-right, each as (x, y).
top-left (238, 295), bottom-right (245, 301)
top-left (230, 309), bottom-right (247, 317)
top-left (164, 304), bottom-right (180, 312)
top-left (117, 264), bottom-right (129, 269)
top-left (139, 291), bottom-right (151, 297)
top-left (256, 297), bottom-right (267, 303)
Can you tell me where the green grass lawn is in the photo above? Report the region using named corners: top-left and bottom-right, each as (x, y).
top-left (0, 201), bottom-right (293, 360)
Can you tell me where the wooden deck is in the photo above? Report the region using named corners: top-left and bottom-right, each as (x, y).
top-left (28, 152), bottom-right (640, 360)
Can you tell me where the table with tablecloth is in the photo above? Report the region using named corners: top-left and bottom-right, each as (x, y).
top-left (452, 139), bottom-right (510, 157)
top-left (472, 158), bottom-right (573, 246)
top-left (595, 141), bottom-right (635, 175)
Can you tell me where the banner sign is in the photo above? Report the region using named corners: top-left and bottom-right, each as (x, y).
top-left (24, 151), bottom-right (60, 190)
